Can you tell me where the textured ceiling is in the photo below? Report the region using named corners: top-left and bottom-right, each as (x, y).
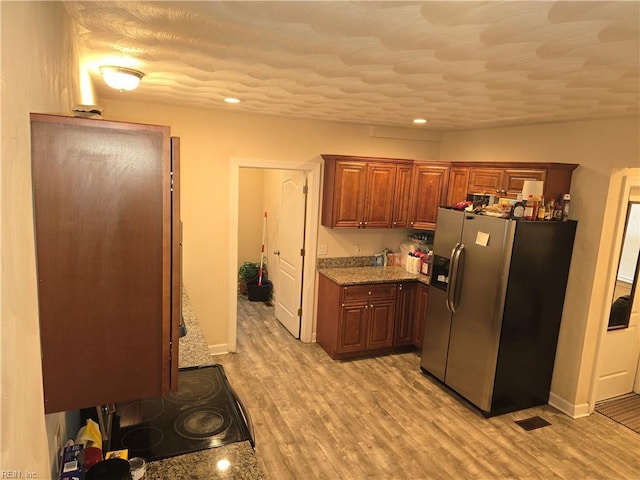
top-left (66, 1), bottom-right (639, 130)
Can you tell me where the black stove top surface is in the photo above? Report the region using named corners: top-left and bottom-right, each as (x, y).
top-left (110, 365), bottom-right (251, 461)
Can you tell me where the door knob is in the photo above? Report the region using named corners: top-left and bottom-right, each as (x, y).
top-left (273, 250), bottom-right (280, 255)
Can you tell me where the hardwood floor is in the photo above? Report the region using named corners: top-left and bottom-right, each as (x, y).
top-left (214, 297), bottom-right (640, 479)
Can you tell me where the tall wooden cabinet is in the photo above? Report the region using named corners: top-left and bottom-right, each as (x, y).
top-left (31, 113), bottom-right (180, 413)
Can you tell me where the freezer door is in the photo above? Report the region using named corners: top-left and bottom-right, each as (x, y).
top-left (432, 208), bottom-right (464, 258)
top-left (420, 208), bottom-right (463, 381)
top-left (444, 214), bottom-right (516, 412)
top-left (420, 286), bottom-right (452, 381)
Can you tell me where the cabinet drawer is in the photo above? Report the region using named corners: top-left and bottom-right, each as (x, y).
top-left (341, 283), bottom-right (397, 302)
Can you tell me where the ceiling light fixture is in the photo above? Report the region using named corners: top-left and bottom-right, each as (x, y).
top-left (99, 66), bottom-right (144, 91)
top-left (413, 118), bottom-right (428, 125)
top-left (224, 97), bottom-right (241, 104)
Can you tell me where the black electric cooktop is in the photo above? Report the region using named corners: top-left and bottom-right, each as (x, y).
top-left (110, 365), bottom-right (253, 461)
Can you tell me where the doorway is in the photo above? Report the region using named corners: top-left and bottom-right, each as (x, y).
top-left (590, 170), bottom-right (640, 410)
top-left (228, 157), bottom-right (321, 352)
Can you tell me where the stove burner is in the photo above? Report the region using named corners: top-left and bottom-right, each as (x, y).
top-left (120, 426), bottom-right (164, 453)
top-left (174, 407), bottom-right (231, 440)
top-left (166, 374), bottom-right (221, 404)
top-left (120, 398), bottom-right (165, 426)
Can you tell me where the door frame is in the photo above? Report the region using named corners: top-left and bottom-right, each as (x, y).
top-left (228, 157), bottom-right (321, 351)
top-left (588, 169), bottom-right (640, 412)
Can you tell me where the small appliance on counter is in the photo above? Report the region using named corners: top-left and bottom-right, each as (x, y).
top-left (109, 365), bottom-right (253, 461)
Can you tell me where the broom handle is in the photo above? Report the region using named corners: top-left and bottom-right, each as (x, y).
top-left (258, 211), bottom-right (267, 286)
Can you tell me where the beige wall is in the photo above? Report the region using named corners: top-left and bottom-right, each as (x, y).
top-left (99, 99), bottom-right (442, 348)
top-left (238, 168), bottom-right (266, 272)
top-left (441, 116), bottom-right (640, 414)
top-left (0, 1), bottom-right (81, 476)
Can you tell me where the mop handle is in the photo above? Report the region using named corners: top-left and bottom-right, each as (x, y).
top-left (258, 211), bottom-right (267, 286)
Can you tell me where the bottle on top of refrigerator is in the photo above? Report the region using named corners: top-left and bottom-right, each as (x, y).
top-left (561, 194), bottom-right (571, 222)
top-left (524, 195), bottom-right (535, 220)
top-left (537, 195), bottom-right (546, 221)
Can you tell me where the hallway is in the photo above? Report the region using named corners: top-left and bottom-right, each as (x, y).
top-left (214, 296), bottom-right (639, 479)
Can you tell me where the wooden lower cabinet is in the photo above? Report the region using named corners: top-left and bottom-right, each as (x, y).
top-left (394, 282), bottom-right (417, 347)
top-left (413, 283), bottom-right (429, 350)
top-left (317, 275), bottom-right (396, 359)
top-left (317, 275), bottom-right (429, 359)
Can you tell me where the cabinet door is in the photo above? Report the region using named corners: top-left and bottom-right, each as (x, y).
top-left (413, 283), bottom-right (429, 350)
top-left (392, 164), bottom-right (413, 228)
top-left (31, 113), bottom-right (173, 413)
top-left (468, 168), bottom-right (504, 195)
top-left (363, 163), bottom-right (396, 228)
top-left (410, 164), bottom-right (450, 230)
top-left (367, 299), bottom-right (396, 349)
top-left (332, 161), bottom-right (367, 228)
top-left (337, 302), bottom-right (368, 353)
top-left (503, 169), bottom-right (547, 199)
top-left (395, 282), bottom-right (417, 346)
top-left (447, 167), bottom-right (470, 206)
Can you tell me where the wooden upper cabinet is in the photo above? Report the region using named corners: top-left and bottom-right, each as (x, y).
top-left (322, 155), bottom-right (577, 229)
top-left (409, 163), bottom-right (450, 230)
top-left (391, 164), bottom-right (413, 228)
top-left (322, 155), bottom-right (410, 229)
top-left (449, 163), bottom-right (576, 203)
top-left (502, 169), bottom-right (547, 198)
top-left (467, 168), bottom-right (505, 195)
top-left (363, 162), bottom-right (397, 228)
top-left (447, 167), bottom-right (470, 206)
top-left (31, 113), bottom-right (179, 413)
top-left (328, 160), bottom-right (367, 228)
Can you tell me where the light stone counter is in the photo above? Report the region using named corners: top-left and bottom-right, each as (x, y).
top-left (178, 288), bottom-right (214, 368)
top-left (147, 289), bottom-right (265, 480)
top-left (147, 442), bottom-right (264, 480)
top-left (318, 265), bottom-right (430, 286)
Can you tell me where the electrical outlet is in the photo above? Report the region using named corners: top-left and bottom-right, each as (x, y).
top-left (355, 245), bottom-right (364, 255)
top-left (318, 244), bottom-right (328, 255)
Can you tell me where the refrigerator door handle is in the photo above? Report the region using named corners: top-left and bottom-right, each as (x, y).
top-left (448, 243), bottom-right (464, 313)
top-left (446, 243), bottom-right (459, 312)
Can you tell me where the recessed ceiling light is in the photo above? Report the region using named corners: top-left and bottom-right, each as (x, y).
top-left (99, 66), bottom-right (144, 91)
top-left (413, 118), bottom-right (428, 125)
top-left (224, 97), bottom-right (241, 104)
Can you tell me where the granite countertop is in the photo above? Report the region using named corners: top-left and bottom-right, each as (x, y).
top-left (147, 289), bottom-right (265, 480)
top-left (318, 265), bottom-right (430, 286)
top-left (178, 288), bottom-right (214, 369)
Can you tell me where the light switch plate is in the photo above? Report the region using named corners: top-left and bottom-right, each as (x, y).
top-left (318, 244), bottom-right (328, 255)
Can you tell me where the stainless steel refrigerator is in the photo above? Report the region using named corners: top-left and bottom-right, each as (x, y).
top-left (420, 207), bottom-right (577, 416)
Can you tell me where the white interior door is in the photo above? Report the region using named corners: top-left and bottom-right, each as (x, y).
top-left (595, 190), bottom-right (640, 402)
top-left (275, 171), bottom-right (307, 338)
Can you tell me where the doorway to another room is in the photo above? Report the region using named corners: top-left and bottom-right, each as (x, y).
top-left (228, 158), bottom-right (321, 352)
top-left (591, 170), bottom-right (640, 412)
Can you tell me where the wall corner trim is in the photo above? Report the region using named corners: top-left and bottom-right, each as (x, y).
top-left (549, 391), bottom-right (591, 418)
top-left (208, 344), bottom-right (229, 356)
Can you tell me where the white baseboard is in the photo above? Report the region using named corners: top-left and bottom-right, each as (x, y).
top-left (208, 344), bottom-right (229, 356)
top-left (548, 391), bottom-right (591, 418)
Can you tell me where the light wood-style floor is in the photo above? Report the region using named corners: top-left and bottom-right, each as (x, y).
top-left (214, 297), bottom-right (640, 480)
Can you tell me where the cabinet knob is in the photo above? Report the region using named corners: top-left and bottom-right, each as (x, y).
top-left (365, 305), bottom-right (368, 309)
top-left (368, 291), bottom-right (372, 295)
